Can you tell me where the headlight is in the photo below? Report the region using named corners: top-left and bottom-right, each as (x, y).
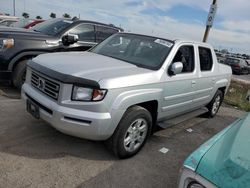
top-left (72, 86), bottom-right (107, 101)
top-left (0, 38), bottom-right (14, 50)
top-left (187, 182), bottom-right (205, 188)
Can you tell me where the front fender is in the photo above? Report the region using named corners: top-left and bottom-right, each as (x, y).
top-left (103, 88), bottom-right (162, 138)
top-left (111, 88), bottom-right (162, 110)
top-left (8, 51), bottom-right (49, 70)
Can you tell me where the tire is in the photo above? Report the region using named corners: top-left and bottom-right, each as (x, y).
top-left (12, 60), bottom-right (28, 89)
top-left (206, 90), bottom-right (223, 118)
top-left (106, 106), bottom-right (152, 159)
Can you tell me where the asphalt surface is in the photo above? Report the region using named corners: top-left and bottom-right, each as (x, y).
top-left (0, 85), bottom-right (246, 188)
top-left (232, 74), bottom-right (250, 83)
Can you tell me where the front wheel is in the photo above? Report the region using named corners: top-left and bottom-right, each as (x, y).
top-left (12, 59), bottom-right (28, 89)
top-left (206, 90), bottom-right (223, 118)
top-left (106, 106), bottom-right (152, 159)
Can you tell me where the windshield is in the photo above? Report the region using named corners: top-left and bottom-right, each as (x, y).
top-left (227, 58), bottom-right (240, 65)
top-left (30, 19), bottom-right (72, 36)
top-left (90, 33), bottom-right (173, 70)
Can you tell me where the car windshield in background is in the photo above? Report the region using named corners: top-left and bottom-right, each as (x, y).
top-left (10, 19), bottom-right (32, 28)
top-left (227, 58), bottom-right (240, 65)
top-left (30, 19), bottom-right (72, 36)
top-left (90, 33), bottom-right (173, 70)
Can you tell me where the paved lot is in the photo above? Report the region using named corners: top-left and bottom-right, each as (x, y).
top-left (232, 74), bottom-right (250, 83)
top-left (0, 85), bottom-right (246, 188)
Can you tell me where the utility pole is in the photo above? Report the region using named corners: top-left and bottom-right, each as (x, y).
top-left (13, 0), bottom-right (16, 16)
top-left (203, 0), bottom-right (217, 42)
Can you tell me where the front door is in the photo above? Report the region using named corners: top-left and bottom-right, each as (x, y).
top-left (65, 23), bottom-right (97, 51)
top-left (160, 44), bottom-right (198, 120)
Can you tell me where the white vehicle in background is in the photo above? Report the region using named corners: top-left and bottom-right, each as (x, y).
top-left (0, 15), bottom-right (19, 27)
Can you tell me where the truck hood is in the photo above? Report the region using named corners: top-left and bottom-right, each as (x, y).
top-left (32, 52), bottom-right (160, 89)
top-left (0, 27), bottom-right (54, 40)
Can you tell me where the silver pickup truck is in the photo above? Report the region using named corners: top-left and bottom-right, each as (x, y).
top-left (22, 33), bottom-right (232, 158)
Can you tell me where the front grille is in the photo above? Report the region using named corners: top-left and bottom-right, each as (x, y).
top-left (31, 72), bottom-right (60, 100)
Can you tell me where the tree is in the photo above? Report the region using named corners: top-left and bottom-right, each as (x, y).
top-left (36, 16), bottom-right (42, 19)
top-left (63, 13), bottom-right (71, 18)
top-left (50, 12), bottom-right (56, 18)
top-left (22, 12), bottom-right (29, 18)
top-left (221, 49), bottom-right (229, 54)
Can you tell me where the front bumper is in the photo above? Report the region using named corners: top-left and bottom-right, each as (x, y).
top-left (22, 83), bottom-right (114, 141)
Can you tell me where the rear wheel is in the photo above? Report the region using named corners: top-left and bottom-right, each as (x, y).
top-left (106, 106), bottom-right (152, 159)
top-left (206, 90), bottom-right (223, 118)
top-left (12, 60), bottom-right (28, 89)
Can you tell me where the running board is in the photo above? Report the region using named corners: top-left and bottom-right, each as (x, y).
top-left (158, 107), bottom-right (208, 129)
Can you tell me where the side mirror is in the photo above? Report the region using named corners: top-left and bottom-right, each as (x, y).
top-left (62, 34), bottom-right (79, 46)
top-left (169, 62), bottom-right (183, 75)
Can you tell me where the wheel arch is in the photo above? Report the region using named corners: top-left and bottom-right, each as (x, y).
top-left (109, 89), bottom-right (162, 136)
top-left (134, 100), bottom-right (158, 133)
top-left (218, 86), bottom-right (226, 97)
top-left (9, 51), bottom-right (48, 71)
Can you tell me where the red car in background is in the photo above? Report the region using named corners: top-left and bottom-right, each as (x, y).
top-left (24, 20), bottom-right (44, 29)
top-left (10, 19), bottom-right (44, 29)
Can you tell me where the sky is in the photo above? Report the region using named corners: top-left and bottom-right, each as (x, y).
top-left (0, 0), bottom-right (250, 54)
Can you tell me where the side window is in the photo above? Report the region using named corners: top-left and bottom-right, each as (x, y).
top-left (96, 26), bottom-right (118, 43)
top-left (172, 45), bottom-right (195, 73)
top-left (199, 47), bottom-right (213, 71)
top-left (69, 24), bottom-right (95, 42)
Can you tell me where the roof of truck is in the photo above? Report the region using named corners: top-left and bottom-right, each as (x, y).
top-left (120, 32), bottom-right (213, 48)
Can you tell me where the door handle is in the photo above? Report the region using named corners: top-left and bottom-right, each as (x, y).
top-left (191, 81), bottom-right (196, 85)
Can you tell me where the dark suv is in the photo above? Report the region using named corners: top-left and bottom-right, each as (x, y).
top-left (0, 18), bottom-right (123, 88)
top-left (225, 57), bottom-right (250, 75)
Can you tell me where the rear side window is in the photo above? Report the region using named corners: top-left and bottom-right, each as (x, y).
top-left (96, 26), bottom-right (119, 43)
top-left (172, 45), bottom-right (195, 73)
top-left (69, 24), bottom-right (95, 42)
top-left (199, 47), bottom-right (213, 71)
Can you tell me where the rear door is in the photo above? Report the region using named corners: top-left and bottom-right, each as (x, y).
top-left (67, 23), bottom-right (97, 51)
top-left (192, 46), bottom-right (215, 108)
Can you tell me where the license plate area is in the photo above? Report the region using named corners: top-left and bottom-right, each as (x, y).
top-left (27, 99), bottom-right (40, 119)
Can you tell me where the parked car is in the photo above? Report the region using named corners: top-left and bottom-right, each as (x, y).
top-left (0, 15), bottom-right (19, 27)
top-left (0, 19), bottom-right (18, 27)
top-left (0, 15), bottom-right (19, 22)
top-left (24, 20), bottom-right (44, 29)
top-left (215, 52), bottom-right (226, 64)
top-left (224, 57), bottom-right (250, 75)
top-left (9, 18), bottom-right (44, 29)
top-left (0, 18), bottom-right (123, 88)
top-left (22, 32), bottom-right (232, 158)
top-left (178, 113), bottom-right (250, 188)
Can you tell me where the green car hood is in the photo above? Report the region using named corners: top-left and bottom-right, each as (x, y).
top-left (185, 113), bottom-right (250, 188)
